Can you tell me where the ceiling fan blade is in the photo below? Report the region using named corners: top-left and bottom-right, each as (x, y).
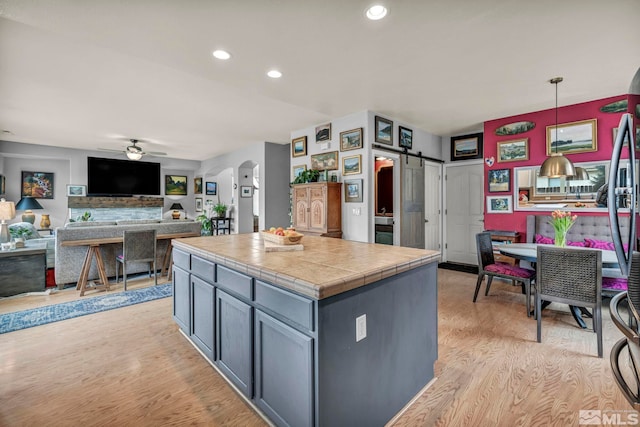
top-left (97, 148), bottom-right (125, 153)
top-left (146, 151), bottom-right (168, 156)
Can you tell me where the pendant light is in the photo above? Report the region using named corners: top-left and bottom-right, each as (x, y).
top-left (539, 77), bottom-right (576, 178)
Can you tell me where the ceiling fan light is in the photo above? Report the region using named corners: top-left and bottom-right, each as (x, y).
top-left (126, 151), bottom-right (142, 160)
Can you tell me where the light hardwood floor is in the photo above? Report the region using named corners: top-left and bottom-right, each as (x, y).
top-left (0, 269), bottom-right (635, 426)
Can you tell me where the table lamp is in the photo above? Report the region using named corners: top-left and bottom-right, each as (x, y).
top-left (170, 203), bottom-right (184, 220)
top-left (0, 198), bottom-right (16, 243)
top-left (15, 196), bottom-right (44, 224)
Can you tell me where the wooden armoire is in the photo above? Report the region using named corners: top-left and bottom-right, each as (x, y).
top-left (291, 182), bottom-right (342, 238)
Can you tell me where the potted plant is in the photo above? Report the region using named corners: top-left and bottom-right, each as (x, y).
top-left (292, 169), bottom-right (320, 185)
top-left (196, 213), bottom-right (212, 236)
top-left (213, 202), bottom-right (228, 218)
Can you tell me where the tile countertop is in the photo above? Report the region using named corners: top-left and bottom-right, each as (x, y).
top-left (172, 233), bottom-right (441, 300)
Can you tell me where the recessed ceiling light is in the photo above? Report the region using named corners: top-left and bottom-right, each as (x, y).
top-left (212, 50), bottom-right (231, 60)
top-left (366, 5), bottom-right (387, 20)
top-left (267, 69), bottom-right (282, 79)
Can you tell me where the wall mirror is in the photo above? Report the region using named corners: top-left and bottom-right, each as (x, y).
top-left (513, 159), bottom-right (636, 212)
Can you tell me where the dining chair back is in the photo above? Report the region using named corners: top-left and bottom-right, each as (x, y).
top-left (473, 232), bottom-right (536, 316)
top-left (536, 245), bottom-right (602, 357)
top-left (115, 229), bottom-right (157, 291)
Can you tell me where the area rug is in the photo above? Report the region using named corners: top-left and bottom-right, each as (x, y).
top-left (0, 283), bottom-right (172, 334)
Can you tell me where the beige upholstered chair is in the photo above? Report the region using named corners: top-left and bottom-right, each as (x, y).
top-left (536, 245), bottom-right (602, 357)
top-left (474, 232), bottom-right (536, 316)
top-left (115, 229), bottom-right (157, 290)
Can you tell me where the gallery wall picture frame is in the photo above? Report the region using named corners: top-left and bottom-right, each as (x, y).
top-left (486, 195), bottom-right (512, 214)
top-left (374, 116), bottom-right (393, 145)
top-left (399, 126), bottom-right (413, 149)
top-left (315, 123), bottom-right (331, 142)
top-left (293, 164), bottom-right (307, 178)
top-left (21, 171), bottom-right (54, 199)
top-left (194, 177), bottom-right (203, 194)
top-left (240, 185), bottom-right (253, 198)
top-left (451, 133), bottom-right (483, 161)
top-left (487, 169), bottom-right (510, 193)
top-left (344, 179), bottom-right (363, 203)
top-left (546, 118), bottom-right (597, 155)
top-left (292, 136), bottom-right (308, 157)
top-left (310, 151), bottom-right (339, 170)
top-left (195, 197), bottom-right (203, 212)
top-left (612, 125), bottom-right (640, 149)
top-left (342, 155), bottom-right (362, 176)
top-left (0, 175), bottom-right (5, 195)
top-left (165, 175), bottom-right (188, 196)
top-left (497, 138), bottom-right (529, 162)
top-left (206, 181), bottom-right (217, 195)
top-left (340, 128), bottom-right (363, 151)
top-left (66, 184), bottom-right (86, 197)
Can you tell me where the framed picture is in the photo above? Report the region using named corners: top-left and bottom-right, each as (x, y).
top-left (487, 169), bottom-right (510, 193)
top-left (497, 138), bottom-right (529, 162)
top-left (241, 185), bottom-right (253, 198)
top-left (375, 116), bottom-right (393, 145)
top-left (66, 184), bottom-right (86, 197)
top-left (315, 123), bottom-right (331, 142)
top-left (195, 197), bottom-right (203, 212)
top-left (518, 188), bottom-right (531, 203)
top-left (165, 175), bottom-right (188, 196)
top-left (310, 151), bottom-right (339, 170)
top-left (21, 171), bottom-right (54, 199)
top-left (344, 179), bottom-right (363, 203)
top-left (340, 128), bottom-right (363, 151)
top-left (292, 136), bottom-right (307, 157)
top-left (0, 175), bottom-right (5, 195)
top-left (486, 195), bottom-right (512, 214)
top-left (451, 133), bottom-right (483, 161)
top-left (399, 126), bottom-right (413, 149)
top-left (612, 126), bottom-right (640, 149)
top-left (194, 177), bottom-right (203, 194)
top-left (342, 155), bottom-right (362, 175)
top-left (293, 164), bottom-right (307, 178)
top-left (206, 181), bottom-right (217, 196)
top-left (546, 118), bottom-right (597, 155)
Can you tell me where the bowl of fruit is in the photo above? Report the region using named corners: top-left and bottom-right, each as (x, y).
top-left (260, 227), bottom-right (304, 245)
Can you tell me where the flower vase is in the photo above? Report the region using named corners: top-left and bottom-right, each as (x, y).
top-left (555, 230), bottom-right (567, 247)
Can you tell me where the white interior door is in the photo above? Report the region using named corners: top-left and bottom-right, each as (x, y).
top-left (400, 155), bottom-right (425, 249)
top-left (445, 162), bottom-right (484, 264)
top-left (424, 161), bottom-right (441, 251)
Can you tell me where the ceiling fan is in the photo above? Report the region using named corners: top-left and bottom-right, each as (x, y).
top-left (98, 139), bottom-right (167, 160)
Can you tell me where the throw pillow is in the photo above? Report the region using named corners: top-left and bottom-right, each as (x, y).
top-left (584, 238), bottom-right (628, 252)
top-left (8, 222), bottom-right (42, 240)
top-left (534, 234), bottom-right (585, 247)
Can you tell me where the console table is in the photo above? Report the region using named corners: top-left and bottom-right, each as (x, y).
top-left (0, 245), bottom-right (46, 297)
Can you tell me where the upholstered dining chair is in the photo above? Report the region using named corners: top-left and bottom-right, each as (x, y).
top-left (473, 232), bottom-right (536, 316)
top-left (536, 245), bottom-right (602, 358)
top-left (115, 229), bottom-right (157, 291)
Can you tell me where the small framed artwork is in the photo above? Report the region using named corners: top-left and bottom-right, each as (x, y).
top-left (546, 118), bottom-right (597, 155)
top-left (292, 136), bottom-right (307, 157)
top-left (241, 186), bottom-right (253, 198)
top-left (486, 195), bottom-right (512, 214)
top-left (206, 181), bottom-right (217, 196)
top-left (342, 155), bottom-right (362, 175)
top-left (518, 188), bottom-right (531, 203)
top-left (497, 138), bottom-right (529, 162)
top-left (0, 175), bottom-right (5, 195)
top-left (310, 151), bottom-right (339, 170)
top-left (487, 169), bottom-right (510, 193)
top-left (375, 116), bottom-right (393, 145)
top-left (344, 179), bottom-right (363, 203)
top-left (195, 197), bottom-right (203, 212)
top-left (340, 128), bottom-right (363, 151)
top-left (293, 164), bottom-right (307, 178)
top-left (451, 133), bottom-right (483, 161)
top-left (315, 123), bottom-right (331, 142)
top-left (612, 126), bottom-right (640, 149)
top-left (21, 171), bottom-right (54, 199)
top-left (399, 126), bottom-right (413, 149)
top-left (66, 184), bottom-right (86, 197)
top-left (165, 175), bottom-right (188, 196)
top-left (194, 177), bottom-right (203, 194)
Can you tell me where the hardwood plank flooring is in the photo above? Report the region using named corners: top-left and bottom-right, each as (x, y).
top-left (0, 269), bottom-right (635, 426)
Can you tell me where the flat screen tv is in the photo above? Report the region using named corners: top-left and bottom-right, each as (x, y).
top-left (87, 156), bottom-right (161, 196)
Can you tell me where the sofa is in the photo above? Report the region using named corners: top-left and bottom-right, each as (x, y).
top-left (55, 219), bottom-right (202, 287)
top-left (526, 214), bottom-right (629, 292)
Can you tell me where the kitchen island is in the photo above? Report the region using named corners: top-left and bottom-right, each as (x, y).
top-left (172, 233), bottom-right (440, 426)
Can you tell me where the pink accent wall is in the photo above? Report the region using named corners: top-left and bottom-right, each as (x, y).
top-left (483, 94), bottom-right (627, 238)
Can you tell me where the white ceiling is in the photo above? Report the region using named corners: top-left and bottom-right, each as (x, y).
top-left (0, 0), bottom-right (638, 161)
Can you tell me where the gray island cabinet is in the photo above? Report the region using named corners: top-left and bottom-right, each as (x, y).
top-left (171, 233), bottom-right (440, 426)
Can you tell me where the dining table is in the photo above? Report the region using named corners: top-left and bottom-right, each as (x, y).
top-left (498, 242), bottom-right (621, 329)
